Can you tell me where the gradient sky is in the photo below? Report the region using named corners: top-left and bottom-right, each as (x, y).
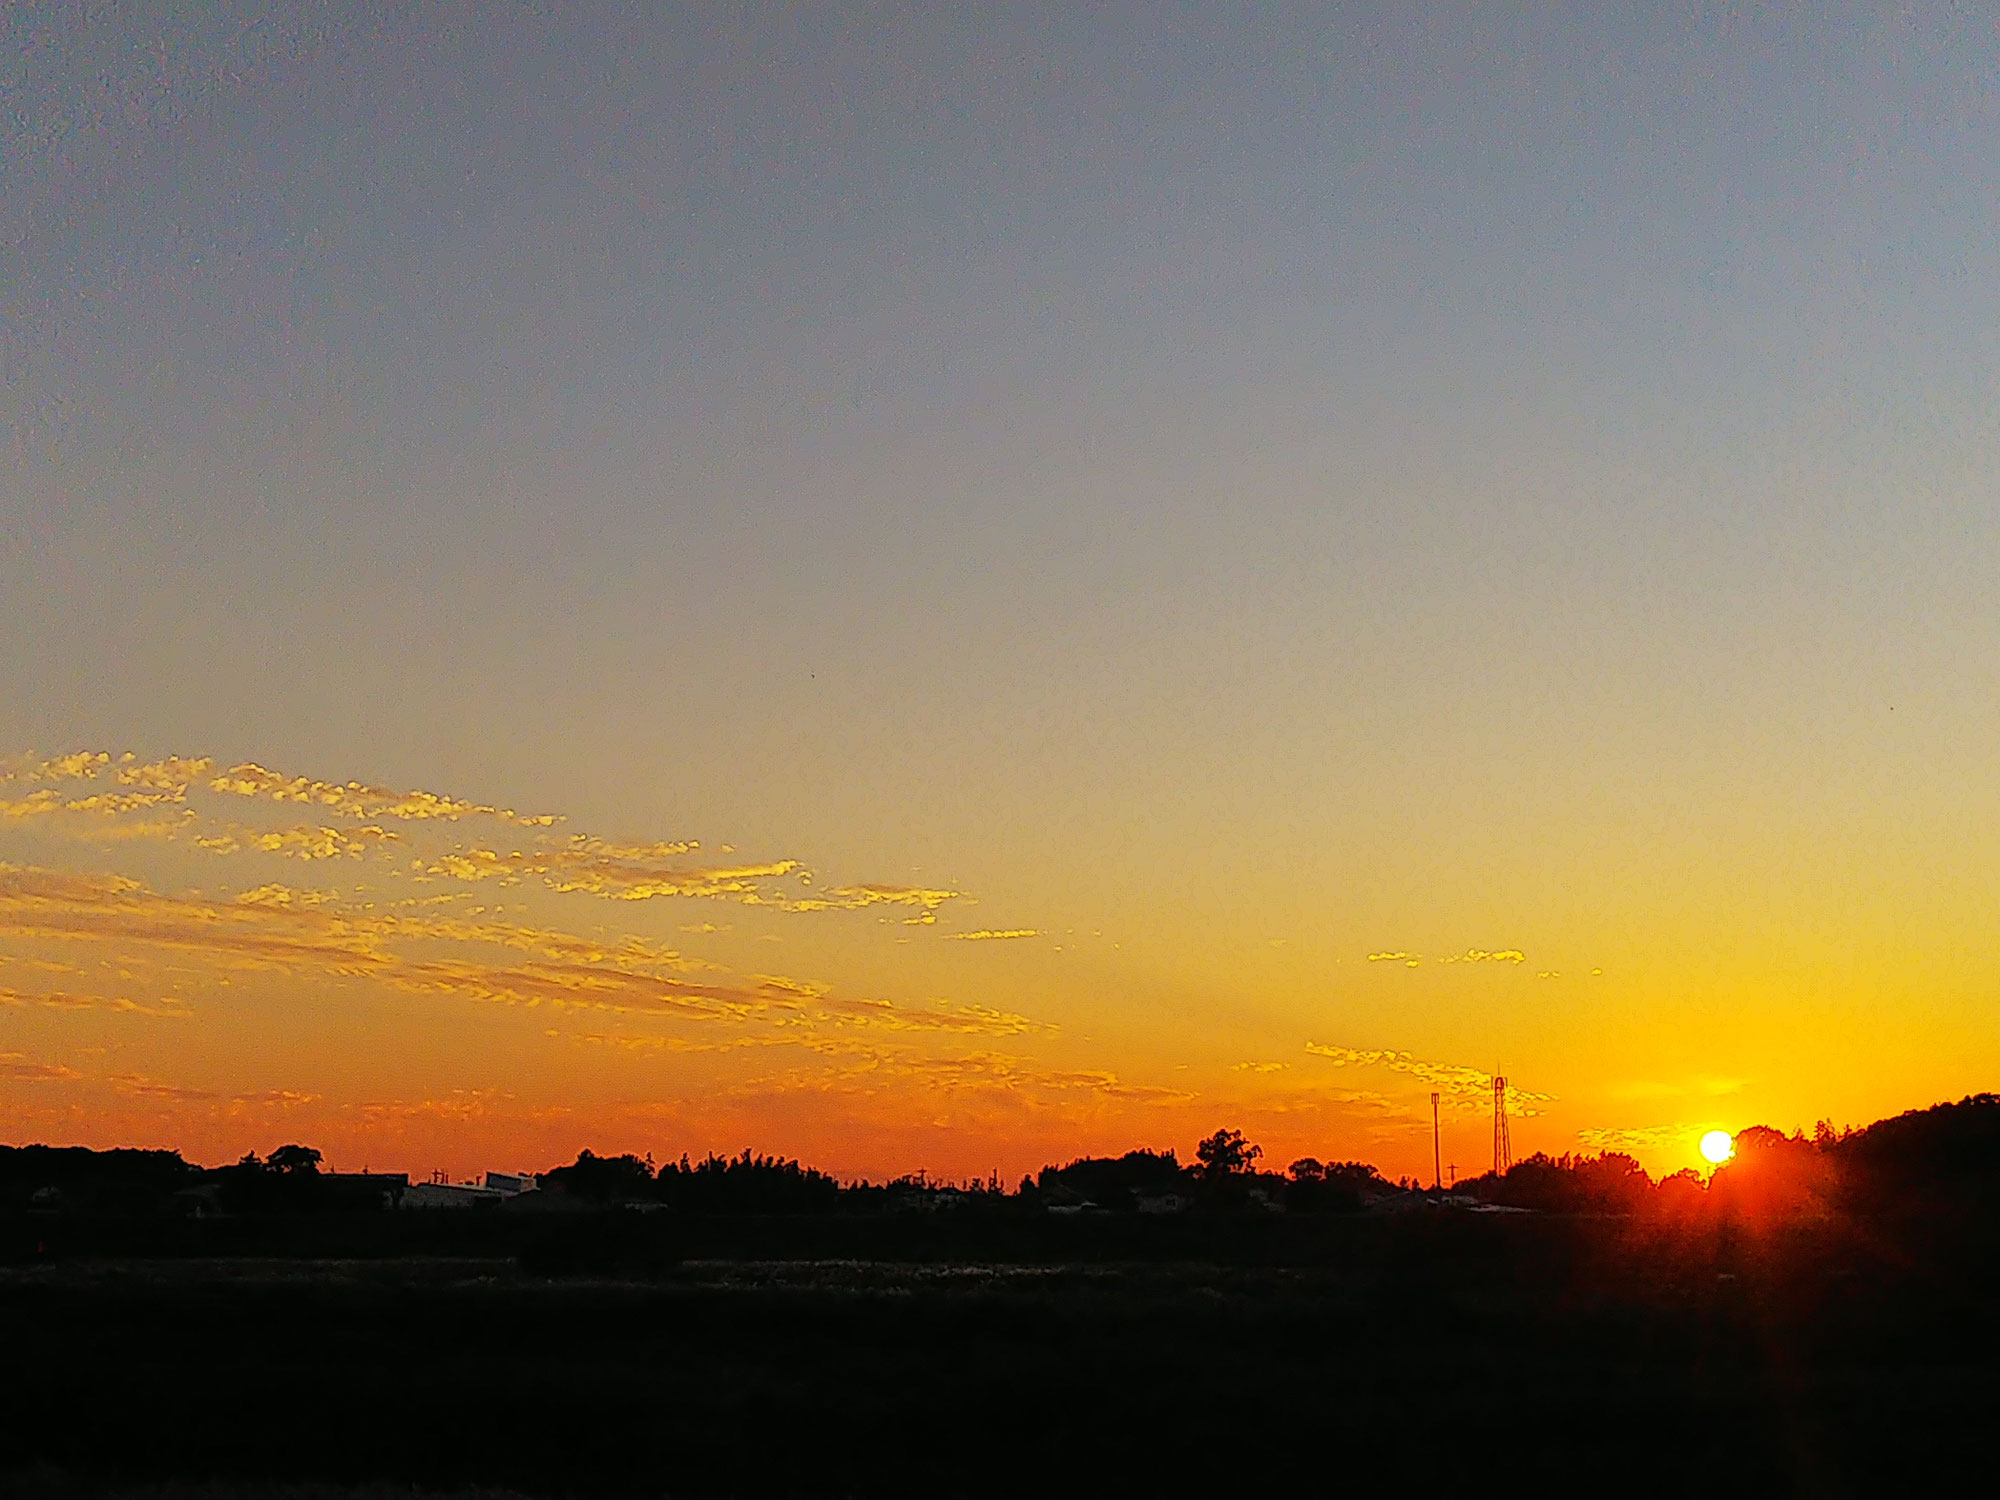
top-left (4, 3), bottom-right (1998, 1183)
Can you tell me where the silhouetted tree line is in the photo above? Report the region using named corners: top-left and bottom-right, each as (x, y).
top-left (0, 1144), bottom-right (195, 1214)
top-left (1432, 1093), bottom-right (2000, 1221)
top-left (543, 1149), bottom-right (844, 1213)
top-left (1032, 1148), bottom-right (1186, 1208)
top-left (6, 1095), bottom-right (2000, 1225)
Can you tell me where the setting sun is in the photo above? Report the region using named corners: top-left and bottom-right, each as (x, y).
top-left (1700, 1130), bottom-right (1735, 1165)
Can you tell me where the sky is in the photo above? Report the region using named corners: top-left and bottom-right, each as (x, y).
top-left (4, 3), bottom-right (1998, 1183)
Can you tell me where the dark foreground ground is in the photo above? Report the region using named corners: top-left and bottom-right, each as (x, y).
top-left (3, 1210), bottom-right (1995, 1499)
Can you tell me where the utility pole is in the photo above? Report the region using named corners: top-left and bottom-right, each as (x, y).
top-left (1430, 1092), bottom-right (1442, 1190)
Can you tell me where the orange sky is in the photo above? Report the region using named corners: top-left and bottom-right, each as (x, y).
top-left (4, 746), bottom-right (1990, 1185)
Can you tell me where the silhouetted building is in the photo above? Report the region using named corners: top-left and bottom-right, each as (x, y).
top-left (401, 1181), bottom-right (504, 1209)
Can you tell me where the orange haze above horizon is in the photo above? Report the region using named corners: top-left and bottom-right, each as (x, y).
top-left (1, 747), bottom-right (1986, 1186)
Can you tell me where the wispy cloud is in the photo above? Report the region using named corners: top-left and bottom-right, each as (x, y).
top-left (206, 761), bottom-right (555, 826)
top-left (197, 824), bottom-right (399, 859)
top-left (15, 751), bottom-right (111, 781)
top-left (426, 846), bottom-right (967, 917)
top-left (0, 864), bottom-right (1037, 1038)
top-left (109, 1072), bottom-right (219, 1101)
top-left (3, 749), bottom-right (973, 922)
top-left (787, 884), bottom-right (964, 917)
top-left (726, 1044), bottom-right (1193, 1107)
top-left (0, 1051), bottom-right (82, 1082)
top-left (0, 984), bottom-right (189, 1018)
top-left (568, 1031), bottom-right (775, 1056)
top-left (1, 751), bottom-right (552, 834)
top-left (424, 842), bottom-right (751, 896)
top-left (1574, 1123), bottom-right (1707, 1155)
top-left (1365, 948), bottom-right (1527, 969)
top-left (115, 756), bottom-right (215, 796)
top-left (1304, 1043), bottom-right (1557, 1113)
top-left (353, 1089), bottom-right (508, 1124)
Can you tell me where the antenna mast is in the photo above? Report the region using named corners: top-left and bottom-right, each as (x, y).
top-left (1491, 1075), bottom-right (1512, 1177)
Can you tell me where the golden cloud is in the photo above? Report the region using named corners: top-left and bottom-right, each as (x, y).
top-left (1573, 1123), bottom-right (1706, 1154)
top-left (0, 787), bottom-right (185, 820)
top-left (0, 864), bottom-right (1037, 1038)
top-left (0, 985), bottom-right (189, 1018)
top-left (207, 761), bottom-right (555, 826)
top-left (198, 824), bottom-right (399, 860)
top-left (787, 884), bottom-right (963, 915)
top-left (0, 865), bottom-right (392, 974)
top-left (30, 752), bottom-right (110, 781)
top-left (1304, 1042), bottom-right (1557, 1111)
top-left (116, 755), bottom-right (215, 796)
top-left (4, 750), bottom-right (968, 924)
top-left (948, 929), bottom-right (1039, 942)
top-left (552, 858), bottom-right (803, 902)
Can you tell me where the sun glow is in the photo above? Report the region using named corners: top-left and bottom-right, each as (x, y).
top-left (1699, 1130), bottom-right (1735, 1165)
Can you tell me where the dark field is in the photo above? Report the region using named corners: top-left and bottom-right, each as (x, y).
top-left (4, 1210), bottom-right (1996, 1499)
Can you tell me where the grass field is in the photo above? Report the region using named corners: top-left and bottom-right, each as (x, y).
top-left (3, 1207), bottom-right (1995, 1498)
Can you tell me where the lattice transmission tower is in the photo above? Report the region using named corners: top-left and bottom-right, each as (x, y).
top-left (1492, 1074), bottom-right (1512, 1177)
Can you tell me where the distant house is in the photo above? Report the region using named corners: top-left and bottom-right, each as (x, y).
top-left (325, 1171), bottom-right (409, 1210)
top-left (400, 1181), bottom-right (505, 1210)
top-left (172, 1183), bottom-right (224, 1218)
top-left (499, 1187), bottom-right (590, 1213)
top-left (398, 1171), bottom-right (541, 1209)
top-left (1135, 1191), bottom-right (1189, 1215)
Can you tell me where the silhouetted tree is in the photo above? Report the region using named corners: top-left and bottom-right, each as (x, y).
top-left (1652, 1168), bottom-right (1706, 1218)
top-left (542, 1150), bottom-right (657, 1204)
top-left (1707, 1126), bottom-right (1836, 1220)
top-left (1284, 1158), bottom-right (1383, 1213)
top-left (214, 1143), bottom-right (333, 1210)
top-left (1826, 1093), bottom-right (2000, 1216)
top-left (1494, 1151), bottom-right (1652, 1213)
top-left (268, 1144), bottom-right (322, 1175)
top-left (1037, 1149), bottom-right (1186, 1209)
top-left (1195, 1129), bottom-right (1262, 1179)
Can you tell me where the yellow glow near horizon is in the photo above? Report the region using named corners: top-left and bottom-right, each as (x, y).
top-left (0, 744), bottom-right (1994, 1183)
top-left (1700, 1130), bottom-right (1734, 1165)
